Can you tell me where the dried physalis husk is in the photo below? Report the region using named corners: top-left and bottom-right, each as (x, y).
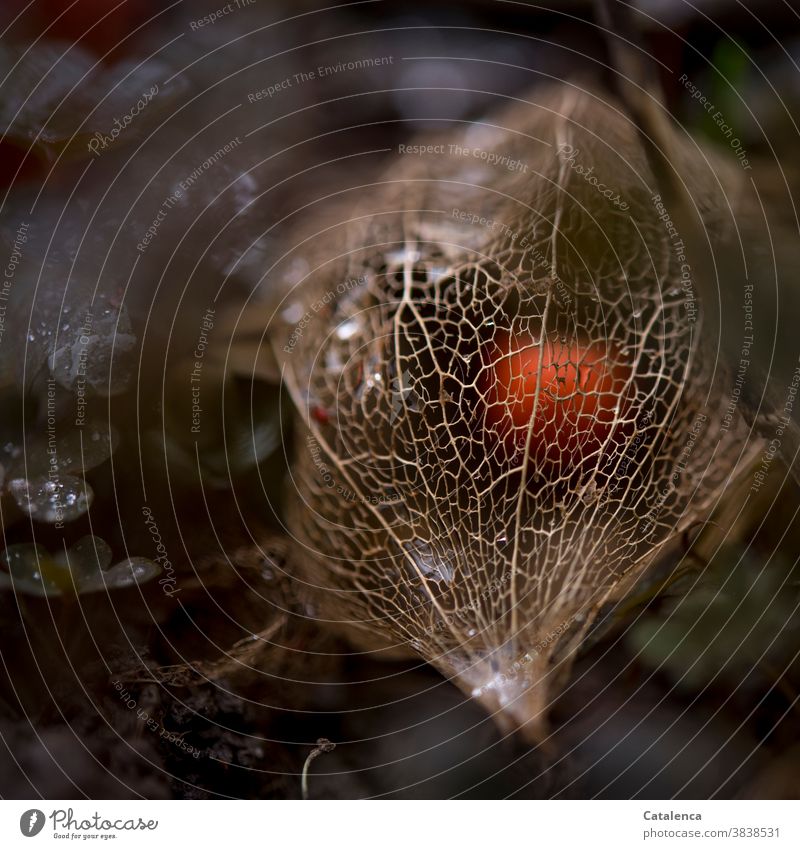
top-left (245, 84), bottom-right (767, 742)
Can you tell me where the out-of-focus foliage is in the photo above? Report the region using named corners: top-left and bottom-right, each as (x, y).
top-left (628, 543), bottom-right (800, 692)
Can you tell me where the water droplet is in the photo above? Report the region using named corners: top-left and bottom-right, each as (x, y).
top-left (9, 475), bottom-right (93, 523)
top-left (79, 557), bottom-right (160, 593)
top-left (1, 543), bottom-right (63, 596)
top-left (65, 535), bottom-right (113, 578)
top-left (283, 258), bottom-right (310, 286)
top-left (385, 248), bottom-right (421, 265)
top-left (281, 301), bottom-right (305, 324)
top-left (2, 543), bottom-right (47, 576)
top-left (51, 300), bottom-right (136, 396)
top-left (495, 532), bottom-right (508, 545)
top-left (402, 539), bottom-right (454, 585)
top-left (325, 348), bottom-right (343, 372)
top-left (335, 318), bottom-right (360, 341)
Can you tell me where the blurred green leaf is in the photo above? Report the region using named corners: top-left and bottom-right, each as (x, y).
top-left (627, 543), bottom-right (800, 693)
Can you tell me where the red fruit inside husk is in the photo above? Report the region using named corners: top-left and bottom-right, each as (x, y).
top-left (480, 329), bottom-right (632, 467)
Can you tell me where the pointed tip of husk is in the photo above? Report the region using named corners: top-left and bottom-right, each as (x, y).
top-left (441, 650), bottom-right (562, 750)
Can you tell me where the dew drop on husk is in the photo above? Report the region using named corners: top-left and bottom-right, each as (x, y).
top-left (402, 538), bottom-right (455, 585)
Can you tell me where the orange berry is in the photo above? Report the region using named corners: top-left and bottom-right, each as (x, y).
top-left (480, 330), bottom-right (631, 466)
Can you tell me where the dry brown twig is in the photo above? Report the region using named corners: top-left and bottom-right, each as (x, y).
top-left (301, 738), bottom-right (336, 800)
